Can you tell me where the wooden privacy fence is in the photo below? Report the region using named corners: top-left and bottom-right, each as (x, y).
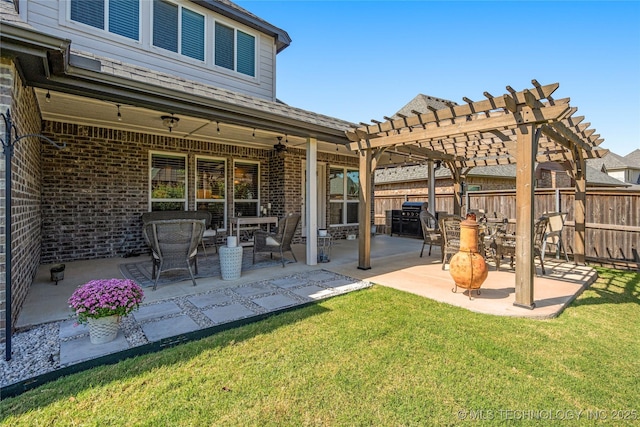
top-left (375, 188), bottom-right (640, 268)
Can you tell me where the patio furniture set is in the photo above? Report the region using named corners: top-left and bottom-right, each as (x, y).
top-left (141, 211), bottom-right (300, 290)
top-left (420, 208), bottom-right (568, 275)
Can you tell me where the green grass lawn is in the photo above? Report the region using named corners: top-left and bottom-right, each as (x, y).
top-left (1, 267), bottom-right (638, 426)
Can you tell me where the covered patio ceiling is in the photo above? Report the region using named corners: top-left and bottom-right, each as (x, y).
top-left (346, 80), bottom-right (607, 309)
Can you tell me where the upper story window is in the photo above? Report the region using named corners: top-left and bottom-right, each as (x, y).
top-left (70, 0), bottom-right (140, 40)
top-left (153, 0), bottom-right (205, 61)
top-left (215, 22), bottom-right (256, 77)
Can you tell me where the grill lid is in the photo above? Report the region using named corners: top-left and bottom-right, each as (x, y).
top-left (401, 202), bottom-right (425, 211)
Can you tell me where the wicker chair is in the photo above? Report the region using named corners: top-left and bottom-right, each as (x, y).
top-left (142, 219), bottom-right (205, 290)
top-left (419, 210), bottom-right (442, 259)
top-left (439, 215), bottom-right (462, 270)
top-left (141, 210), bottom-right (217, 256)
top-left (494, 216), bottom-right (549, 275)
top-left (252, 213), bottom-right (300, 267)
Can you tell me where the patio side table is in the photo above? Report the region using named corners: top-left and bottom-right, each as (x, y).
top-left (219, 245), bottom-right (243, 280)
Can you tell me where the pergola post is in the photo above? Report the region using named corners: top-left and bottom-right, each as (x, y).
top-left (358, 147), bottom-right (373, 270)
top-left (428, 160), bottom-right (436, 216)
top-left (573, 158), bottom-right (587, 265)
top-left (513, 124), bottom-right (536, 309)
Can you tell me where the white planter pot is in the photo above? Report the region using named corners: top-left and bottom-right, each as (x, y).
top-left (86, 315), bottom-right (120, 344)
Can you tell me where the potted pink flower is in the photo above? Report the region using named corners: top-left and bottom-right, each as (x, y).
top-left (68, 278), bottom-right (144, 344)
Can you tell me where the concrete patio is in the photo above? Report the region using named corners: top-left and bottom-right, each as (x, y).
top-left (17, 234), bottom-right (597, 328)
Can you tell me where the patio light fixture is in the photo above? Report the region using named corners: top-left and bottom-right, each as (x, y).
top-left (161, 114), bottom-right (180, 132)
top-left (273, 136), bottom-right (287, 156)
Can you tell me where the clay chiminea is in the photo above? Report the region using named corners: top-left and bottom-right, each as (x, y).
top-left (449, 213), bottom-right (488, 299)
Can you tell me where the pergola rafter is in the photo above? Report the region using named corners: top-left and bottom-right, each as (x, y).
top-left (348, 80), bottom-right (607, 310)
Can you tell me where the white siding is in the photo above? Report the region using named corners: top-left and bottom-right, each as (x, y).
top-left (609, 170), bottom-right (625, 182)
top-left (23, 0), bottom-right (277, 100)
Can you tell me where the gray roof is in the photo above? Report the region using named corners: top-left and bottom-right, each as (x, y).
top-left (587, 150), bottom-right (639, 171)
top-left (75, 49), bottom-right (355, 131)
top-left (375, 163), bottom-right (627, 187)
top-left (392, 94), bottom-right (458, 119)
top-left (624, 149), bottom-right (640, 165)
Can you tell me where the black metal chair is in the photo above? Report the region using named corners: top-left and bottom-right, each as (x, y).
top-left (419, 210), bottom-right (442, 260)
top-left (253, 213), bottom-right (300, 267)
top-left (142, 219), bottom-right (205, 290)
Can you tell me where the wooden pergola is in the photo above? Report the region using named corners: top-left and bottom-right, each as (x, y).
top-left (346, 80), bottom-right (607, 309)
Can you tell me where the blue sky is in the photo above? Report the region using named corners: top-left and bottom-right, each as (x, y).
top-left (237, 0), bottom-right (640, 157)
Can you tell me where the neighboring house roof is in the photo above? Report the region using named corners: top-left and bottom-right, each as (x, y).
top-left (624, 149), bottom-right (640, 165)
top-left (392, 94), bottom-right (457, 118)
top-left (587, 150), bottom-right (637, 171)
top-left (374, 164), bottom-right (627, 187)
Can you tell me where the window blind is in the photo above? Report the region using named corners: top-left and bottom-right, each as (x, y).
top-left (70, 0), bottom-right (104, 29)
top-left (181, 8), bottom-right (205, 61)
top-left (215, 23), bottom-right (234, 70)
top-left (153, 0), bottom-right (178, 53)
top-left (236, 30), bottom-right (255, 77)
top-left (109, 0), bottom-right (139, 40)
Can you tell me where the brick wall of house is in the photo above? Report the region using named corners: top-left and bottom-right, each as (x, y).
top-left (0, 58), bottom-right (43, 340)
top-left (40, 123), bottom-right (272, 263)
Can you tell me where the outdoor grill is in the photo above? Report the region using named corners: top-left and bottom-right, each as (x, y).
top-left (391, 202), bottom-right (424, 239)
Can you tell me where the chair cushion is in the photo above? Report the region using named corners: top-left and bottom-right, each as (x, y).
top-left (266, 236), bottom-right (280, 246)
top-left (203, 229), bottom-right (216, 237)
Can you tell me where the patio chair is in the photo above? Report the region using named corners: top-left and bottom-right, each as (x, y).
top-left (142, 219), bottom-right (206, 290)
top-left (141, 210), bottom-right (217, 256)
top-left (542, 212), bottom-right (569, 262)
top-left (253, 213), bottom-right (300, 267)
top-left (198, 210), bottom-right (218, 256)
top-left (494, 216), bottom-right (549, 275)
top-left (439, 215), bottom-right (462, 270)
top-left (419, 209), bottom-right (443, 259)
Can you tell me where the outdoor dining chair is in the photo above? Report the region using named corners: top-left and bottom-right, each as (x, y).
top-left (439, 215), bottom-right (462, 270)
top-left (419, 209), bottom-right (443, 260)
top-left (142, 219), bottom-right (206, 290)
top-left (253, 213), bottom-right (301, 267)
top-left (494, 216), bottom-right (549, 275)
top-left (542, 212), bottom-right (569, 262)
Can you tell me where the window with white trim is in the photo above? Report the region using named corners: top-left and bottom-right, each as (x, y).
top-left (196, 156), bottom-right (226, 230)
top-left (150, 152), bottom-right (187, 211)
top-left (215, 22), bottom-right (256, 77)
top-left (70, 0), bottom-right (140, 40)
top-left (329, 167), bottom-right (359, 225)
top-left (153, 0), bottom-right (205, 61)
top-left (233, 161), bottom-right (259, 217)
